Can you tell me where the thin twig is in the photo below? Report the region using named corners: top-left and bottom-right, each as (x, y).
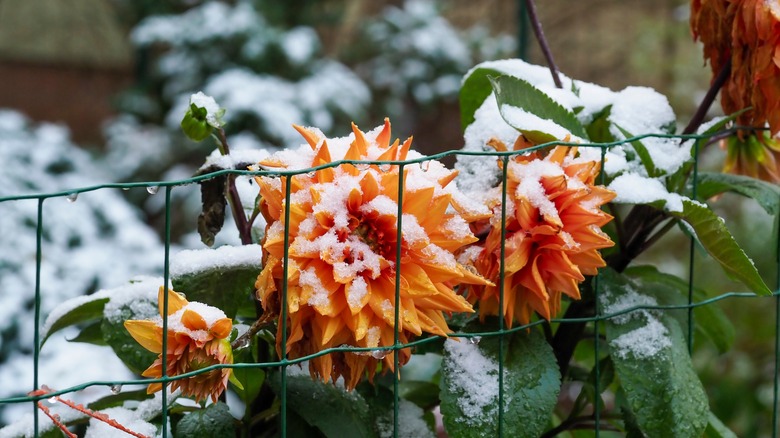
top-left (606, 203), bottom-right (626, 252)
top-left (524, 0), bottom-right (563, 88)
top-left (682, 57), bottom-right (732, 135)
top-left (231, 310), bottom-right (275, 350)
top-left (540, 413), bottom-right (622, 438)
top-left (637, 218), bottom-right (679, 255)
top-left (215, 128), bottom-right (253, 245)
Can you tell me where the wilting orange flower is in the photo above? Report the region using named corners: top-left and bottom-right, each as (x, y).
top-left (723, 131), bottom-right (780, 182)
top-left (124, 287), bottom-right (236, 403)
top-left (254, 119), bottom-right (490, 390)
top-left (691, 0), bottom-right (780, 133)
top-left (462, 137), bottom-right (615, 328)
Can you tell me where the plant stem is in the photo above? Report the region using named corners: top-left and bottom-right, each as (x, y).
top-left (524, 0), bottom-right (563, 88)
top-left (540, 413), bottom-right (621, 438)
top-left (215, 128), bottom-right (253, 245)
top-left (682, 57), bottom-right (732, 135)
top-left (231, 310), bottom-right (275, 350)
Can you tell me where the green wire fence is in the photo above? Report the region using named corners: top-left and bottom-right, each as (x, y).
top-left (1, 133), bottom-right (779, 437)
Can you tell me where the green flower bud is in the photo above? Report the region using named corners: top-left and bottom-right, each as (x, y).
top-left (181, 103), bottom-right (213, 142)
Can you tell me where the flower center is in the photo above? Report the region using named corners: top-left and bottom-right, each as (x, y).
top-left (352, 219), bottom-right (394, 259)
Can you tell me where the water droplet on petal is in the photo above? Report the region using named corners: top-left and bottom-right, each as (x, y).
top-left (66, 193), bottom-right (78, 203)
top-left (146, 186), bottom-right (159, 195)
top-left (110, 384), bottom-right (122, 394)
top-left (379, 164), bottom-right (391, 172)
top-left (371, 349), bottom-right (389, 360)
top-left (469, 336), bottom-right (482, 345)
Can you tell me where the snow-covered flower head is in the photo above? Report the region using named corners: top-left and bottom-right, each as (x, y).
top-left (462, 136), bottom-right (615, 327)
top-left (124, 287), bottom-right (235, 403)
top-left (254, 119), bottom-right (490, 389)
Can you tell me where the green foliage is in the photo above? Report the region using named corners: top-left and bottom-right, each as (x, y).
top-left (490, 75), bottom-right (589, 143)
top-left (615, 125), bottom-right (661, 177)
top-left (440, 329), bottom-right (560, 438)
top-left (269, 370), bottom-right (377, 438)
top-left (459, 67), bottom-right (503, 130)
top-left (696, 172), bottom-right (780, 216)
top-left (40, 297), bottom-right (109, 346)
top-left (171, 264), bottom-right (260, 320)
top-left (102, 302), bottom-right (159, 375)
top-left (175, 402), bottom-right (236, 438)
top-left (705, 412), bottom-right (739, 438)
top-left (671, 199), bottom-right (772, 296)
top-left (600, 269), bottom-right (709, 437)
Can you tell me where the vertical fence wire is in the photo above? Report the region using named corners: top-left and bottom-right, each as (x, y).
top-left (497, 155), bottom-right (510, 438)
top-left (280, 175), bottom-right (293, 438)
top-left (393, 163), bottom-right (406, 438)
top-left (161, 186), bottom-right (173, 438)
top-left (593, 146), bottom-right (607, 435)
top-left (773, 196), bottom-right (780, 438)
top-left (687, 140), bottom-right (701, 353)
top-left (32, 198), bottom-right (44, 436)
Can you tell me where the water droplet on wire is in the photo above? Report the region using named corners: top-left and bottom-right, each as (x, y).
top-left (47, 396), bottom-right (57, 404)
top-left (371, 349), bottom-right (389, 360)
top-left (110, 384), bottom-right (122, 394)
top-left (66, 193), bottom-right (78, 203)
top-left (356, 163), bottom-right (370, 171)
top-left (469, 336), bottom-right (482, 345)
top-left (146, 186), bottom-right (159, 195)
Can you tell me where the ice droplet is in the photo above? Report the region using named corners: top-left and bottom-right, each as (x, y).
top-left (110, 384), bottom-right (122, 394)
top-left (469, 336), bottom-right (482, 345)
top-left (371, 349), bottom-right (389, 360)
top-left (121, 187), bottom-right (130, 191)
top-left (356, 163), bottom-right (370, 171)
top-left (379, 164), bottom-right (391, 172)
top-left (146, 186), bottom-right (159, 195)
top-left (66, 193), bottom-right (78, 203)
top-left (47, 396), bottom-right (57, 404)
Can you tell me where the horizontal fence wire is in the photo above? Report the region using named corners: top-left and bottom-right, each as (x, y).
top-left (0, 132), bottom-right (779, 437)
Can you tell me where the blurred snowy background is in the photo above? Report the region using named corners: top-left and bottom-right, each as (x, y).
top-left (0, 0), bottom-right (775, 435)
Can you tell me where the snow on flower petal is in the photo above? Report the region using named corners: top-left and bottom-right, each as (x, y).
top-left (254, 119), bottom-right (490, 390)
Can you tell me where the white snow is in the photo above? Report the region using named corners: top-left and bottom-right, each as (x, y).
top-left (170, 245), bottom-right (262, 278)
top-left (375, 399), bottom-right (434, 438)
top-left (607, 173), bottom-right (685, 212)
top-left (189, 92), bottom-right (222, 128)
top-left (443, 338), bottom-right (499, 424)
top-left (610, 318), bottom-right (672, 360)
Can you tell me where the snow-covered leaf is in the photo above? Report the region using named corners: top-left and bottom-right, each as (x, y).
top-left (490, 75), bottom-right (588, 144)
top-left (599, 269), bottom-right (709, 437)
top-left (440, 329), bottom-right (560, 438)
top-left (40, 296), bottom-right (109, 347)
top-left (459, 67), bottom-right (503, 130)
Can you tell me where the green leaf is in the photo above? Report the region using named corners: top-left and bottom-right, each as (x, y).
top-left (670, 199), bottom-right (772, 296)
top-left (231, 347), bottom-right (264, 406)
top-left (704, 412), bottom-right (738, 438)
top-left (615, 125), bottom-right (661, 177)
top-left (68, 321), bottom-right (107, 346)
top-left (87, 389), bottom-right (154, 411)
top-left (490, 75), bottom-right (589, 144)
top-left (396, 353), bottom-right (442, 409)
top-left (174, 402), bottom-right (236, 438)
top-left (599, 269), bottom-right (709, 437)
top-left (695, 172), bottom-right (780, 216)
top-left (440, 329), bottom-right (560, 438)
top-left (172, 252), bottom-right (261, 320)
top-left (269, 370), bottom-right (377, 438)
top-left (459, 67), bottom-right (504, 131)
top-left (41, 296), bottom-right (109, 346)
top-left (625, 265), bottom-right (735, 353)
top-left (585, 105), bottom-right (615, 144)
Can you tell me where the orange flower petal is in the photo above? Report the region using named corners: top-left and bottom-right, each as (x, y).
top-left (124, 320), bottom-right (163, 354)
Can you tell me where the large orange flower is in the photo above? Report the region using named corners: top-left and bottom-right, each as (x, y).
top-left (692, 0), bottom-right (780, 133)
top-left (254, 119), bottom-right (490, 389)
top-left (462, 137), bottom-right (615, 328)
top-left (124, 287), bottom-right (235, 403)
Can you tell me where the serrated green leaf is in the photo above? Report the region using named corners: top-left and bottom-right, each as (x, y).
top-left (175, 402), bottom-right (235, 438)
top-left (172, 259), bottom-right (261, 320)
top-left (600, 269), bottom-right (709, 437)
top-left (87, 389), bottom-right (154, 411)
top-left (68, 321), bottom-right (107, 346)
top-left (440, 329), bottom-right (560, 438)
top-left (670, 199), bottom-right (772, 296)
top-left (615, 125), bottom-right (661, 177)
top-left (490, 75), bottom-right (589, 143)
top-left (269, 371), bottom-right (377, 438)
top-left (585, 105), bottom-right (615, 143)
top-left (695, 172), bottom-right (780, 215)
top-left (459, 67), bottom-right (504, 131)
top-left (41, 297), bottom-right (109, 347)
top-left (626, 265), bottom-right (735, 353)
top-left (704, 412), bottom-right (738, 438)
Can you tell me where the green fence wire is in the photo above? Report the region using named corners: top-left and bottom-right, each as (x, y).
top-left (1, 133), bottom-right (779, 437)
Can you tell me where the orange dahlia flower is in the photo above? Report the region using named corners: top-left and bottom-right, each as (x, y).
top-left (462, 137), bottom-right (615, 328)
top-left (254, 119), bottom-right (490, 390)
top-left (692, 0), bottom-right (780, 133)
top-left (124, 287), bottom-right (236, 403)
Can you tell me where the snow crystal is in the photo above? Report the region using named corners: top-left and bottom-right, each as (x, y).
top-left (421, 244), bottom-right (457, 269)
top-left (200, 147), bottom-right (271, 172)
top-left (509, 159), bottom-right (565, 222)
top-left (189, 92), bottom-right (222, 128)
top-left (347, 276), bottom-right (368, 309)
top-left (83, 406), bottom-right (160, 438)
top-left (102, 277), bottom-right (164, 324)
top-left (375, 399), bottom-right (434, 438)
top-left (441, 216), bottom-right (472, 240)
top-left (300, 267), bottom-right (331, 307)
top-left (602, 286), bottom-right (660, 324)
top-left (443, 338), bottom-right (499, 424)
top-left (608, 173), bottom-right (685, 212)
top-left (170, 244), bottom-right (262, 278)
top-left (610, 317), bottom-right (672, 360)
